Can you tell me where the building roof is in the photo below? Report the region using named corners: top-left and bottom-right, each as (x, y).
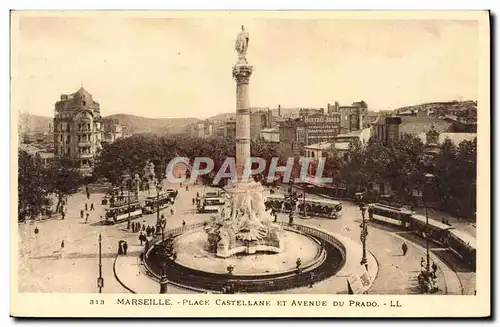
top-left (417, 132), bottom-right (476, 145)
top-left (439, 133), bottom-right (476, 144)
top-left (335, 129), bottom-right (363, 137)
top-left (304, 141), bottom-right (350, 151)
top-left (399, 116), bottom-right (454, 136)
top-left (333, 142), bottom-right (350, 151)
top-left (260, 127), bottom-right (279, 133)
top-left (304, 142), bottom-right (332, 151)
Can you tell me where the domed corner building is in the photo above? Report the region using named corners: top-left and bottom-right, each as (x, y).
top-left (53, 86), bottom-right (103, 176)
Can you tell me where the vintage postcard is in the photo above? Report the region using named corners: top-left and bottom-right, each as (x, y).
top-left (10, 10), bottom-right (490, 318)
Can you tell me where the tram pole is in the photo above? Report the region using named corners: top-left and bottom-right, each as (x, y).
top-left (97, 234), bottom-right (103, 293)
top-left (359, 196), bottom-right (368, 272)
top-left (127, 182), bottom-right (131, 230)
top-left (424, 173), bottom-right (434, 273)
top-left (156, 183), bottom-right (161, 236)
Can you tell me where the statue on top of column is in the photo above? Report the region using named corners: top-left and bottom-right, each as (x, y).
top-left (235, 25), bottom-right (250, 64)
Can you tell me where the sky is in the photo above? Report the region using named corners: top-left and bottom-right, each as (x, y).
top-left (12, 13), bottom-right (479, 119)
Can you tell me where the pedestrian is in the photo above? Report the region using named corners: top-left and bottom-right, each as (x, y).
top-left (139, 233), bottom-right (144, 245)
top-left (85, 213), bottom-right (89, 223)
top-left (196, 192), bottom-right (199, 197)
top-left (34, 227), bottom-right (39, 235)
top-left (123, 241), bottom-right (128, 255)
top-left (90, 203), bottom-right (95, 211)
top-left (85, 203), bottom-right (88, 211)
top-left (142, 224), bottom-right (145, 231)
top-left (401, 242), bottom-right (408, 256)
top-left (309, 271), bottom-right (315, 288)
top-left (80, 209), bottom-right (84, 219)
top-left (182, 220), bottom-right (186, 228)
top-left (61, 240), bottom-right (65, 250)
top-left (186, 185), bottom-right (189, 191)
top-left (86, 192), bottom-right (90, 200)
top-left (100, 216), bottom-right (103, 224)
top-left (170, 208), bottom-right (174, 215)
top-left (61, 211), bottom-right (65, 220)
top-left (180, 182), bottom-right (183, 188)
top-left (192, 198), bottom-right (195, 205)
top-left (420, 257), bottom-right (425, 268)
top-left (132, 223), bottom-right (135, 233)
top-left (431, 262), bottom-right (438, 274)
top-left (152, 226), bottom-right (156, 235)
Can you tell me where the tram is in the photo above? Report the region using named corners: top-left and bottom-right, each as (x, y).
top-left (197, 198), bottom-right (221, 213)
top-left (445, 229), bottom-right (476, 267)
top-left (407, 214), bottom-right (454, 245)
top-left (142, 192), bottom-right (173, 214)
top-left (103, 200), bottom-right (143, 225)
top-left (367, 203), bottom-right (413, 227)
top-left (203, 191), bottom-right (226, 205)
top-left (264, 195), bottom-right (342, 219)
top-left (297, 198), bottom-right (343, 219)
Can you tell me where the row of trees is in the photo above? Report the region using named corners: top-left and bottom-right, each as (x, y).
top-left (319, 135), bottom-right (477, 219)
top-left (18, 151), bottom-right (83, 221)
top-left (93, 134), bottom-right (279, 186)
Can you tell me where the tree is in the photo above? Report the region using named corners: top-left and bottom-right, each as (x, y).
top-left (324, 144), bottom-right (344, 186)
top-left (385, 134), bottom-right (425, 202)
top-left (45, 161), bottom-right (83, 213)
top-left (18, 150), bottom-right (50, 221)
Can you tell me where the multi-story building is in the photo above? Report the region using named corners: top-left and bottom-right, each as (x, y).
top-left (278, 118), bottom-right (305, 159)
top-left (327, 101), bottom-right (368, 134)
top-left (223, 119), bottom-right (237, 138)
top-left (303, 113), bottom-right (341, 145)
top-left (249, 108), bottom-right (273, 139)
top-left (53, 87), bottom-right (102, 174)
top-left (189, 121), bottom-right (214, 138)
top-left (101, 118), bottom-right (124, 146)
top-left (371, 115), bottom-right (402, 146)
top-left (259, 127), bottom-right (280, 143)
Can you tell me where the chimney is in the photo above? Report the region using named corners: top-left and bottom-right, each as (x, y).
top-left (335, 101), bottom-right (340, 112)
top-left (278, 104), bottom-right (281, 117)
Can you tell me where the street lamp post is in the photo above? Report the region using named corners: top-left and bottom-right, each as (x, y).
top-left (97, 234), bottom-right (103, 293)
top-left (302, 187), bottom-right (307, 218)
top-left (159, 264), bottom-right (167, 294)
top-left (423, 173), bottom-right (434, 273)
top-left (359, 198), bottom-right (368, 272)
top-left (156, 183), bottom-right (161, 236)
top-left (127, 184), bottom-right (131, 230)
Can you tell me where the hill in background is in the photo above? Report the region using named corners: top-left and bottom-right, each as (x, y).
top-left (18, 112), bottom-right (200, 136)
top-left (105, 114), bottom-right (199, 135)
top-left (19, 113), bottom-right (52, 133)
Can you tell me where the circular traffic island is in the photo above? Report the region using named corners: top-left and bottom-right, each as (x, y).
top-left (144, 224), bottom-right (347, 293)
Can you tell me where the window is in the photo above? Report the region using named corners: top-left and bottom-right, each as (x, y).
top-left (343, 153), bottom-right (349, 162)
top-left (66, 135), bottom-right (71, 143)
top-left (312, 152), bottom-right (315, 158)
top-left (345, 115), bottom-right (348, 121)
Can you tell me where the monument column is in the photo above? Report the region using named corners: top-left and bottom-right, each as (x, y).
top-left (232, 64), bottom-right (253, 183)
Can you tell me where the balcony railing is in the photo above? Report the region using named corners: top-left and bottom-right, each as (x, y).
top-left (78, 153), bottom-right (93, 158)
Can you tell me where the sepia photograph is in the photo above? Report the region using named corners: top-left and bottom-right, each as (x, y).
top-left (10, 10), bottom-right (490, 318)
